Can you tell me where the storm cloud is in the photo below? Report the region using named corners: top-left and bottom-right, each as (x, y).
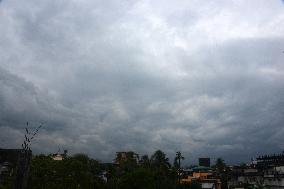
top-left (0, 0), bottom-right (284, 164)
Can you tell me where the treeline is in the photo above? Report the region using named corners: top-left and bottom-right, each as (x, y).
top-left (27, 150), bottom-right (202, 189)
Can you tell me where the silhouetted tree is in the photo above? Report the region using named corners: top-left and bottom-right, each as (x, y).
top-left (140, 155), bottom-right (150, 168)
top-left (175, 151), bottom-right (184, 187)
top-left (214, 158), bottom-right (228, 189)
top-left (150, 150), bottom-right (174, 189)
top-left (150, 150), bottom-right (171, 170)
top-left (28, 154), bottom-right (104, 189)
top-left (118, 168), bottom-right (155, 189)
top-left (215, 158), bottom-right (226, 173)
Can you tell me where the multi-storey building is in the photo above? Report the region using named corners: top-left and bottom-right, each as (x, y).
top-left (228, 152), bottom-right (284, 189)
top-left (181, 164), bottom-right (221, 189)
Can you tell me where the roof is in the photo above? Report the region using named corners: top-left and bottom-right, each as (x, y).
top-left (192, 166), bottom-right (212, 171)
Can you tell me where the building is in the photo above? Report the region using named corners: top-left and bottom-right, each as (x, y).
top-left (51, 149), bottom-right (67, 161)
top-left (181, 165), bottom-right (221, 189)
top-left (199, 158), bottom-right (211, 167)
top-left (52, 153), bottom-right (63, 161)
top-left (228, 151), bottom-right (284, 189)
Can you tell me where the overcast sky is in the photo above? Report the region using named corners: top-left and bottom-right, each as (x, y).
top-left (0, 0), bottom-right (284, 164)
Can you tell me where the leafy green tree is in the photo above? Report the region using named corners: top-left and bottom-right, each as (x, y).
top-left (150, 150), bottom-right (175, 189)
top-left (115, 151), bottom-right (138, 173)
top-left (150, 150), bottom-right (171, 170)
top-left (28, 154), bottom-right (105, 189)
top-left (118, 168), bottom-right (155, 189)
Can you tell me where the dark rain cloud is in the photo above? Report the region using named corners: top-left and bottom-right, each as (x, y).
top-left (0, 0), bottom-right (284, 164)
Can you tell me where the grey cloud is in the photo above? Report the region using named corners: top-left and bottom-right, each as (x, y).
top-left (0, 0), bottom-right (284, 164)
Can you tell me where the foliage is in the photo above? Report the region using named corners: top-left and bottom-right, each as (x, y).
top-left (215, 157), bottom-right (228, 189)
top-left (150, 150), bottom-right (171, 170)
top-left (28, 154), bottom-right (104, 189)
top-left (149, 150), bottom-right (175, 189)
top-left (114, 151), bottom-right (138, 174)
top-left (139, 155), bottom-right (150, 168)
top-left (118, 168), bottom-right (155, 189)
top-left (27, 150), bottom-right (206, 189)
top-left (215, 158), bottom-right (226, 173)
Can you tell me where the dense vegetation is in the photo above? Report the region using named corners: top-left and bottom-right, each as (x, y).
top-left (27, 150), bottom-right (202, 189)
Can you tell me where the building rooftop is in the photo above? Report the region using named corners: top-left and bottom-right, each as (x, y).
top-left (192, 166), bottom-right (212, 171)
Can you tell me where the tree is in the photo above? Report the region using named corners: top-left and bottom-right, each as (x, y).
top-left (28, 154), bottom-right (105, 189)
top-left (150, 150), bottom-right (174, 189)
top-left (115, 151), bottom-right (139, 174)
top-left (118, 168), bottom-right (155, 189)
top-left (150, 150), bottom-right (171, 170)
top-left (140, 155), bottom-right (150, 168)
top-left (214, 158), bottom-right (228, 189)
top-left (175, 151), bottom-right (184, 186)
top-left (215, 158), bottom-right (226, 173)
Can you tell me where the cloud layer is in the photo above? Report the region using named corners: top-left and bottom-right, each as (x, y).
top-left (0, 0), bottom-right (284, 164)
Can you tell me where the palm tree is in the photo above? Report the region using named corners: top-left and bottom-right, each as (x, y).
top-left (175, 151), bottom-right (184, 185)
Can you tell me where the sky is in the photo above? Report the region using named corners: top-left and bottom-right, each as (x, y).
top-left (0, 0), bottom-right (284, 165)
